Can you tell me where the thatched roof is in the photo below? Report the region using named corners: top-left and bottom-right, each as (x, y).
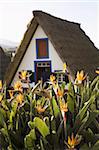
top-left (5, 10), bottom-right (99, 85)
top-left (0, 47), bottom-right (11, 80)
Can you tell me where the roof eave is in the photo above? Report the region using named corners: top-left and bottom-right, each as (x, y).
top-left (4, 18), bottom-right (38, 86)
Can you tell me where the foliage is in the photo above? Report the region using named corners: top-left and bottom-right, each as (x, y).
top-left (0, 71), bottom-right (99, 150)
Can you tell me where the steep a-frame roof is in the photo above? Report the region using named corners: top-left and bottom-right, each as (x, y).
top-left (5, 10), bottom-right (99, 85)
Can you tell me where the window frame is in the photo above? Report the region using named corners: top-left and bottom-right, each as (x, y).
top-left (53, 70), bottom-right (69, 83)
top-left (34, 60), bottom-right (52, 82)
top-left (36, 38), bottom-right (49, 59)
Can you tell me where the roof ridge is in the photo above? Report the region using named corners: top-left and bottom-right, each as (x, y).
top-left (33, 10), bottom-right (80, 26)
top-left (4, 10), bottom-right (99, 85)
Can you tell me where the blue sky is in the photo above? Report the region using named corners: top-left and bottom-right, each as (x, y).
top-left (0, 0), bottom-right (99, 48)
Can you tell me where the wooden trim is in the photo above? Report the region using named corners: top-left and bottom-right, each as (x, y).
top-left (36, 38), bottom-right (49, 59)
top-left (4, 18), bottom-right (38, 86)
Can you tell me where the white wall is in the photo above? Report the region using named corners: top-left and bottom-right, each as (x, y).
top-left (12, 25), bottom-right (64, 85)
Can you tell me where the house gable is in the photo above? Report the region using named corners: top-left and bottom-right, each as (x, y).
top-left (12, 25), bottom-right (64, 86)
top-left (4, 10), bottom-right (99, 86)
top-left (33, 11), bottom-right (99, 79)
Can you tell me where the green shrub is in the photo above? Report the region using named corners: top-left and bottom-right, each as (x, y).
top-left (0, 71), bottom-right (99, 150)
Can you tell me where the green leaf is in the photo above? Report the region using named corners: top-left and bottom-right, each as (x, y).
top-left (81, 83), bottom-right (90, 105)
top-left (0, 127), bottom-right (8, 137)
top-left (68, 82), bottom-right (74, 96)
top-left (76, 95), bottom-right (95, 121)
top-left (9, 102), bottom-right (18, 123)
top-left (80, 144), bottom-right (90, 150)
top-left (92, 140), bottom-right (99, 150)
top-left (67, 94), bottom-right (74, 113)
top-left (29, 129), bottom-right (36, 140)
top-left (40, 139), bottom-right (45, 150)
top-left (74, 95), bottom-right (96, 133)
top-left (1, 100), bottom-right (9, 111)
top-left (52, 98), bottom-right (60, 118)
top-left (31, 80), bottom-right (41, 94)
top-left (78, 110), bottom-right (99, 134)
top-left (33, 117), bottom-right (50, 137)
top-left (51, 116), bottom-right (56, 133)
top-left (57, 120), bottom-right (63, 139)
top-left (90, 76), bottom-right (99, 91)
top-left (0, 108), bottom-right (5, 126)
top-left (24, 129), bottom-right (36, 149)
top-left (84, 110), bottom-right (99, 129)
top-left (24, 136), bottom-right (34, 149)
top-left (28, 121), bottom-right (35, 129)
top-left (81, 128), bottom-right (97, 145)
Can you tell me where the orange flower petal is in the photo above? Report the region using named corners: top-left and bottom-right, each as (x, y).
top-left (16, 93), bottom-right (24, 105)
top-left (76, 70), bottom-right (86, 83)
top-left (0, 95), bottom-right (3, 102)
top-left (96, 70), bottom-right (99, 74)
top-left (14, 81), bottom-right (22, 91)
top-left (50, 74), bottom-right (56, 83)
top-left (68, 136), bottom-right (71, 146)
top-left (36, 105), bottom-right (45, 113)
top-left (20, 70), bottom-right (27, 80)
top-left (9, 90), bottom-right (14, 99)
top-left (0, 80), bottom-right (2, 90)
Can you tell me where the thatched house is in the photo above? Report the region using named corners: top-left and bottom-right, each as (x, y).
top-left (0, 46), bottom-right (11, 80)
top-left (4, 10), bottom-right (99, 86)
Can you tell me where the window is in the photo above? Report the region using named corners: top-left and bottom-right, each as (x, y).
top-left (53, 70), bottom-right (69, 83)
top-left (36, 38), bottom-right (49, 59)
top-left (37, 62), bottom-right (50, 67)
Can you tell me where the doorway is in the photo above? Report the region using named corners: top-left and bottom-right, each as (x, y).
top-left (34, 61), bottom-right (51, 83)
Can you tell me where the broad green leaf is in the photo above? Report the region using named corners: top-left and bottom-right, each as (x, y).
top-left (51, 116), bottom-right (56, 133)
top-left (90, 76), bottom-right (99, 91)
top-left (68, 82), bottom-right (75, 96)
top-left (24, 129), bottom-right (36, 149)
top-left (52, 98), bottom-right (60, 118)
top-left (84, 110), bottom-right (99, 129)
top-left (77, 111), bottom-right (90, 134)
top-left (0, 108), bottom-right (5, 126)
top-left (1, 100), bottom-right (8, 111)
top-left (9, 102), bottom-right (18, 123)
top-left (80, 144), bottom-right (90, 150)
top-left (57, 120), bottom-right (63, 139)
top-left (7, 145), bottom-right (13, 150)
top-left (78, 110), bottom-right (99, 134)
top-left (28, 121), bottom-right (35, 129)
top-left (33, 117), bottom-right (50, 137)
top-left (61, 82), bottom-right (66, 91)
top-left (80, 84), bottom-right (91, 105)
top-left (93, 119), bottom-right (99, 131)
top-left (81, 128), bottom-right (97, 145)
top-left (67, 94), bottom-right (74, 113)
top-left (0, 128), bottom-right (8, 137)
top-left (92, 140), bottom-right (99, 150)
top-left (29, 129), bottom-right (36, 140)
top-left (76, 95), bottom-right (95, 121)
top-left (74, 95), bottom-right (96, 132)
top-left (24, 135), bottom-right (34, 149)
